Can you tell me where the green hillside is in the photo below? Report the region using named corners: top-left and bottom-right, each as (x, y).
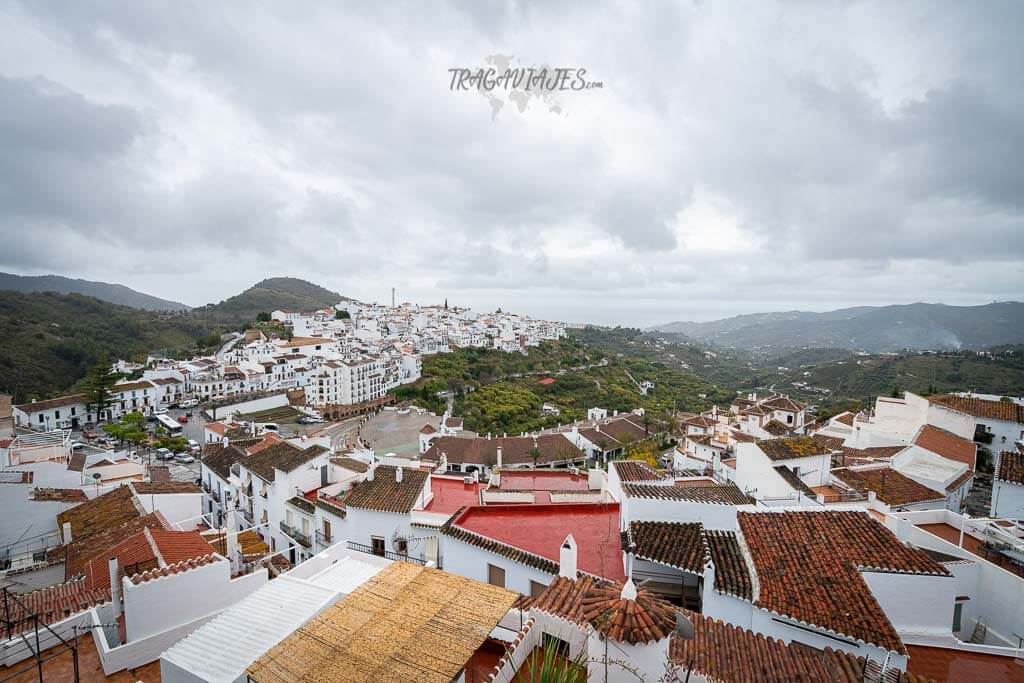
top-left (0, 292), bottom-right (218, 403)
top-left (395, 334), bottom-right (733, 435)
top-left (192, 277), bottom-right (344, 324)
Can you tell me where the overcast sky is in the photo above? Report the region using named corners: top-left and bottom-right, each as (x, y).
top-left (1, 2), bottom-right (1021, 326)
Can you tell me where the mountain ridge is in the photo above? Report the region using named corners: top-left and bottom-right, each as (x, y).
top-left (650, 302), bottom-right (1024, 352)
top-left (0, 272), bottom-right (191, 312)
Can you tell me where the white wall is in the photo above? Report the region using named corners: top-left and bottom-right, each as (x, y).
top-left (441, 536), bottom-right (554, 596)
top-left (622, 496), bottom-right (742, 531)
top-left (124, 559), bottom-right (267, 642)
top-left (137, 492), bottom-right (203, 530)
top-left (992, 479), bottom-right (1024, 518)
top-left (862, 570), bottom-right (957, 636)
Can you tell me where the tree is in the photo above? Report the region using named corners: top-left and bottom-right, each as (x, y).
top-left (256, 312), bottom-right (271, 323)
top-left (529, 446), bottom-right (542, 470)
top-left (890, 384), bottom-right (901, 398)
top-left (83, 361), bottom-right (118, 421)
top-left (335, 309), bottom-right (350, 319)
top-left (102, 411), bottom-right (147, 447)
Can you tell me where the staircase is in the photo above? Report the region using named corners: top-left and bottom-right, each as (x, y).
top-left (969, 619), bottom-right (988, 644)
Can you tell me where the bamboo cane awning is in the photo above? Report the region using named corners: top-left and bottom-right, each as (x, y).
top-left (247, 562), bottom-right (518, 682)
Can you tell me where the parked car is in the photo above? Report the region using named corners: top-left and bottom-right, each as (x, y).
top-left (153, 407), bottom-right (167, 416)
top-left (187, 439), bottom-right (200, 452)
top-left (179, 398), bottom-right (199, 409)
top-left (177, 415), bottom-right (189, 424)
top-left (155, 447), bottom-right (173, 460)
top-left (70, 442), bottom-right (87, 451)
top-left (174, 453), bottom-right (195, 464)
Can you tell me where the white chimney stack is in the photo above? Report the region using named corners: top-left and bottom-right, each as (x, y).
top-left (367, 465), bottom-right (375, 481)
top-left (109, 557), bottom-right (122, 618)
top-left (559, 534), bottom-right (578, 580)
top-left (225, 509), bottom-right (239, 573)
top-left (496, 446), bottom-right (503, 469)
top-left (62, 522), bottom-right (72, 543)
top-left (396, 466), bottom-right (403, 483)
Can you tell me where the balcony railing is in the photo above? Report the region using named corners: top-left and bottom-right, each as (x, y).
top-left (240, 508), bottom-right (254, 524)
top-left (347, 541), bottom-right (428, 566)
top-left (316, 530), bottom-right (333, 547)
top-left (280, 521), bottom-right (312, 548)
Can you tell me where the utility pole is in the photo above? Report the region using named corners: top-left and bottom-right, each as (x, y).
top-left (391, 288), bottom-right (395, 308)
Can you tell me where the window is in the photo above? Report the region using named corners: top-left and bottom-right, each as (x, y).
top-left (395, 538), bottom-right (408, 555)
top-left (530, 580), bottom-right (547, 598)
top-left (54, 410), bottom-right (60, 419)
top-left (487, 563), bottom-right (506, 588)
top-left (786, 414), bottom-right (793, 424)
top-left (953, 602), bottom-right (964, 632)
top-left (323, 519), bottom-right (331, 540)
top-left (371, 536), bottom-right (385, 556)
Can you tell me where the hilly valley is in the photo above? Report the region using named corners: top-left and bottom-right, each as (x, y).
top-left (652, 302), bottom-right (1024, 352)
top-left (0, 272), bottom-right (191, 311)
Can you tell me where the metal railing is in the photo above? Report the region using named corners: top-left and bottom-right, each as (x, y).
top-left (240, 508), bottom-right (254, 524)
top-left (1, 587), bottom-right (81, 681)
top-left (316, 530), bottom-right (333, 547)
top-left (346, 541), bottom-right (428, 566)
top-left (280, 522), bottom-right (312, 548)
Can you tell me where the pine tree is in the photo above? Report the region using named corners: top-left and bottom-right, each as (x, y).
top-left (83, 361), bottom-right (118, 421)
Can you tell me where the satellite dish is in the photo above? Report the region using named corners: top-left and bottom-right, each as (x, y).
top-left (674, 612), bottom-right (695, 641)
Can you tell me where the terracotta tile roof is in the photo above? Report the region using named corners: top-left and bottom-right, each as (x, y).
top-left (840, 446), bottom-right (906, 464)
top-left (913, 425), bottom-right (977, 468)
top-left (286, 496), bottom-right (315, 514)
top-left (622, 521), bottom-right (707, 573)
top-left (739, 510), bottom-right (950, 653)
top-left (763, 420), bottom-right (794, 436)
top-left (514, 574), bottom-right (603, 624)
top-left (832, 468), bottom-right (946, 507)
top-left (670, 612), bottom-right (894, 683)
top-left (148, 465), bottom-right (171, 483)
top-left (612, 459), bottom-right (665, 482)
top-left (811, 434), bottom-right (846, 451)
top-left (130, 554), bottom-right (221, 585)
top-left (997, 450), bottom-right (1024, 486)
top-left (203, 528), bottom-right (271, 561)
top-left (343, 465), bottom-right (428, 514)
top-left (65, 511), bottom-right (168, 579)
top-left (67, 452), bottom-right (87, 472)
top-left (83, 527), bottom-right (212, 590)
top-left (773, 465), bottom-right (816, 496)
top-left (761, 395), bottom-right (806, 412)
top-left (5, 578), bottom-right (110, 636)
top-left (242, 442), bottom-right (328, 483)
top-left (330, 456), bottom-right (369, 473)
top-left (757, 436), bottom-right (836, 461)
top-left (419, 424), bottom-right (437, 434)
top-left (30, 487), bottom-right (88, 503)
top-left (581, 581), bottom-right (677, 645)
top-left (440, 508), bottom-right (559, 575)
top-left (56, 485), bottom-right (144, 545)
top-left (424, 434), bottom-right (584, 467)
top-left (131, 481), bottom-right (202, 495)
top-left (944, 469), bottom-right (975, 493)
top-left (14, 394), bottom-right (86, 413)
top-left (704, 530), bottom-right (752, 600)
top-left (622, 483), bottom-right (754, 505)
top-left (200, 440), bottom-right (256, 480)
top-left (929, 394), bottom-right (1024, 424)
top-left (833, 411), bottom-right (856, 426)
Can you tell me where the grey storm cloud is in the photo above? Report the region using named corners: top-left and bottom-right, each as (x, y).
top-left (0, 1), bottom-right (1021, 324)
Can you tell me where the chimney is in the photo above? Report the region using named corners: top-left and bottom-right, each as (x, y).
top-left (559, 534), bottom-right (578, 580)
top-left (396, 466), bottom-right (403, 483)
top-left (225, 509), bottom-right (239, 572)
top-left (109, 557), bottom-right (122, 618)
top-left (496, 446), bottom-right (503, 469)
top-left (367, 465), bottom-right (375, 481)
top-left (62, 522), bottom-right (72, 543)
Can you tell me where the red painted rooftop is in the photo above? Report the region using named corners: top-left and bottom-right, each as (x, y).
top-left (907, 644), bottom-right (1024, 682)
top-left (425, 476), bottom-right (484, 514)
top-left (451, 503), bottom-right (626, 582)
top-left (497, 470), bottom-right (592, 492)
